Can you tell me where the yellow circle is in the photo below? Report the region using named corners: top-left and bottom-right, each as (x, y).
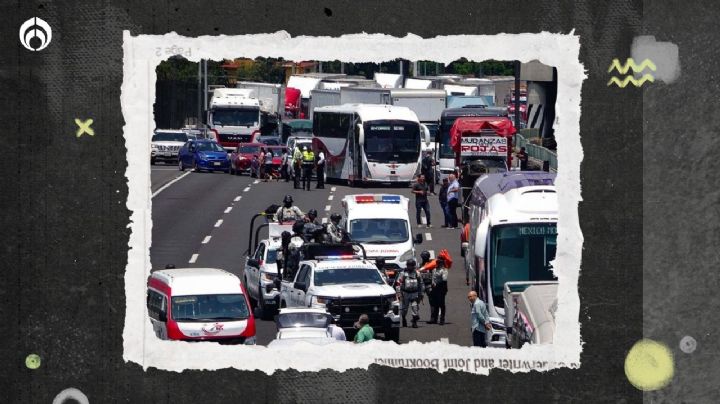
top-left (625, 339), bottom-right (674, 391)
top-left (25, 354), bottom-right (41, 370)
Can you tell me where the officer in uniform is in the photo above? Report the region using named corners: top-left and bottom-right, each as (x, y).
top-left (292, 146), bottom-right (303, 189)
top-left (301, 146), bottom-right (315, 191)
top-left (275, 195), bottom-right (304, 223)
top-left (304, 208), bottom-right (320, 225)
top-left (326, 213), bottom-right (344, 243)
top-left (430, 257), bottom-right (449, 325)
top-left (395, 259), bottom-right (424, 328)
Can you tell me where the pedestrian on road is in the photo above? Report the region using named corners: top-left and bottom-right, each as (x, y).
top-left (411, 174), bottom-right (431, 228)
top-left (395, 259), bottom-right (423, 328)
top-left (293, 146), bottom-right (303, 189)
top-left (468, 290), bottom-right (492, 347)
top-left (263, 149), bottom-right (274, 181)
top-left (516, 147), bottom-right (529, 170)
top-left (301, 146), bottom-right (315, 191)
top-left (281, 149), bottom-right (289, 182)
top-left (430, 257), bottom-right (449, 325)
top-left (316, 149), bottom-right (325, 189)
top-left (328, 317), bottom-right (346, 341)
top-left (447, 173), bottom-right (460, 229)
top-left (353, 314), bottom-right (374, 343)
top-left (438, 177), bottom-right (450, 228)
top-left (259, 147), bottom-right (266, 180)
top-left (421, 150), bottom-right (436, 195)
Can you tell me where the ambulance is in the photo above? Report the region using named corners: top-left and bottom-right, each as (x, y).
top-left (146, 267), bottom-right (257, 344)
top-left (341, 194), bottom-right (423, 280)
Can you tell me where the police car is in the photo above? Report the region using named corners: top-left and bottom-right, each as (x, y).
top-left (279, 246), bottom-right (401, 342)
top-left (341, 194), bottom-right (423, 281)
top-left (243, 222), bottom-right (293, 320)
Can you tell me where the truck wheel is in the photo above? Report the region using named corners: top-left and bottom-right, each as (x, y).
top-left (193, 161), bottom-right (201, 173)
top-left (385, 327), bottom-right (400, 343)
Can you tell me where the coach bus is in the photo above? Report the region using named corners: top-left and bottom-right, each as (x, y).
top-left (313, 104), bottom-right (429, 186)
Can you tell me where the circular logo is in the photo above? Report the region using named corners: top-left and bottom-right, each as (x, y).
top-left (19, 17), bottom-right (52, 51)
top-left (25, 353), bottom-right (41, 369)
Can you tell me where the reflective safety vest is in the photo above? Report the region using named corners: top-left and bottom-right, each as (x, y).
top-left (302, 150), bottom-right (315, 164)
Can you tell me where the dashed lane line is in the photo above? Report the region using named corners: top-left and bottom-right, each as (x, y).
top-left (328, 195), bottom-right (334, 201)
top-left (214, 219), bottom-right (223, 228)
top-left (429, 250), bottom-right (435, 259)
top-left (322, 218), bottom-right (328, 224)
top-left (243, 187), bottom-right (250, 192)
top-left (425, 233), bottom-right (432, 241)
top-left (151, 171), bottom-right (191, 198)
top-left (254, 180), bottom-right (260, 184)
top-left (189, 254), bottom-right (199, 264)
top-left (234, 196), bottom-right (242, 202)
top-left (202, 236), bottom-right (211, 244)
top-left (325, 205), bottom-right (331, 211)
top-left (331, 187), bottom-right (337, 192)
top-left (224, 207), bottom-right (232, 214)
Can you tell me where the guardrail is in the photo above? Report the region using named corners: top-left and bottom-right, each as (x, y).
top-left (515, 129), bottom-right (557, 172)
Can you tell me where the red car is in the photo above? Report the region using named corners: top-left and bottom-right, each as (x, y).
top-left (229, 143), bottom-right (264, 175)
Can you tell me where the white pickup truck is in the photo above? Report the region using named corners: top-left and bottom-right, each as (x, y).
top-left (279, 245), bottom-right (401, 342)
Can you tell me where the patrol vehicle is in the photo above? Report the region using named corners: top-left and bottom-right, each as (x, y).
top-left (279, 243), bottom-right (401, 342)
top-left (341, 194), bottom-right (423, 282)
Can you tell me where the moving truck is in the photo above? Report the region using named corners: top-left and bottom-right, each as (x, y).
top-left (308, 89), bottom-right (341, 120)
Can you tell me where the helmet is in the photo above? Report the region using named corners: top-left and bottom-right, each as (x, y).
top-left (330, 213), bottom-right (341, 223)
top-left (292, 220), bottom-right (305, 235)
top-left (375, 257), bottom-right (386, 268)
top-left (283, 194), bottom-right (293, 207)
top-left (405, 258), bottom-right (417, 269)
top-left (308, 209), bottom-right (318, 219)
top-left (420, 250), bottom-right (431, 262)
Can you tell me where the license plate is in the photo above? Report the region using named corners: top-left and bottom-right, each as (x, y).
top-left (213, 162), bottom-right (221, 166)
top-left (388, 175), bottom-right (399, 181)
top-left (161, 152), bottom-right (172, 156)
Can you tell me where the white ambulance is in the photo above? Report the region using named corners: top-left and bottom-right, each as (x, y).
top-left (341, 194), bottom-right (423, 280)
top-left (146, 267), bottom-right (256, 344)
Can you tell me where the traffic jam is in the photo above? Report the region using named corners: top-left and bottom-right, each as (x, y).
top-left (149, 58), bottom-right (559, 349)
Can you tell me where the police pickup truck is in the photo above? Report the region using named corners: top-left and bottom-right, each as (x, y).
top-left (279, 243), bottom-right (401, 342)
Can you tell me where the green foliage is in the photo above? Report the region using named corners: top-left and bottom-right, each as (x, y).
top-left (445, 58), bottom-right (515, 76)
top-left (156, 57), bottom-right (228, 85)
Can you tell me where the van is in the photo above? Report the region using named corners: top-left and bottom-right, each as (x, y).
top-left (146, 268), bottom-right (256, 344)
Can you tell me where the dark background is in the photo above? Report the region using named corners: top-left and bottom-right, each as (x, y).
top-left (0, 1), bottom-right (710, 402)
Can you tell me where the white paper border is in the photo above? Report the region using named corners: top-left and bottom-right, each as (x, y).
top-left (121, 31), bottom-right (585, 374)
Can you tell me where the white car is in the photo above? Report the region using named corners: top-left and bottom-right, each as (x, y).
top-left (151, 129), bottom-right (189, 164)
top-left (268, 308), bottom-right (346, 348)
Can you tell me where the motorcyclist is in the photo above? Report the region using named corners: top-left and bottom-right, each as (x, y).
top-left (276, 195), bottom-right (304, 223)
top-left (395, 259), bottom-right (424, 328)
top-left (304, 208), bottom-right (320, 225)
top-left (326, 213), bottom-right (344, 243)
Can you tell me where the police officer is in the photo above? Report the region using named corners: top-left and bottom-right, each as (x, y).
top-left (430, 257), bottom-right (449, 325)
top-left (327, 213), bottom-right (344, 243)
top-left (292, 146), bottom-right (303, 189)
top-left (301, 146), bottom-right (315, 191)
top-left (275, 195), bottom-right (304, 223)
top-left (375, 257), bottom-right (390, 284)
top-left (418, 250), bottom-right (434, 320)
top-left (395, 259), bottom-right (423, 328)
top-left (303, 208), bottom-right (320, 225)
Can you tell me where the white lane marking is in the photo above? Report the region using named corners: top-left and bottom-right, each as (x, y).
top-left (253, 180), bottom-right (260, 184)
top-left (150, 167), bottom-right (179, 171)
top-left (325, 205), bottom-right (331, 211)
top-left (151, 171), bottom-right (191, 198)
top-left (321, 217), bottom-right (328, 224)
top-left (421, 216), bottom-right (427, 224)
top-left (425, 233), bottom-right (432, 241)
top-left (328, 195), bottom-right (334, 201)
top-left (224, 207), bottom-right (232, 214)
top-left (202, 236), bottom-right (212, 244)
top-left (243, 187), bottom-right (250, 192)
top-left (214, 219), bottom-right (223, 228)
top-left (234, 196), bottom-right (242, 202)
top-left (429, 250), bottom-right (435, 259)
top-left (331, 187), bottom-right (336, 192)
top-left (189, 254), bottom-right (199, 264)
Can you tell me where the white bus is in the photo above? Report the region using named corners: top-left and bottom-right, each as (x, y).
top-left (312, 104), bottom-right (429, 185)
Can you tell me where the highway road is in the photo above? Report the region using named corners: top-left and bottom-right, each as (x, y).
top-left (150, 163), bottom-right (474, 346)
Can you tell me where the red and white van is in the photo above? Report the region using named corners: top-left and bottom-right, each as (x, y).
top-left (146, 267), bottom-right (256, 344)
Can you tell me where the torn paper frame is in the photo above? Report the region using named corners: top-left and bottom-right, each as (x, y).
top-left (121, 31), bottom-right (585, 374)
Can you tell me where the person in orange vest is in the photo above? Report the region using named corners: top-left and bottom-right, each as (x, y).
top-left (418, 249), bottom-right (453, 324)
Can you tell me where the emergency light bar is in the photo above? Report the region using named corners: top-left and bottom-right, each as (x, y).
top-left (354, 195), bottom-right (401, 204)
top-left (314, 255), bottom-right (361, 260)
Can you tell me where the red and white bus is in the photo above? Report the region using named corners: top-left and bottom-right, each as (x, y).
top-left (312, 104), bottom-right (429, 186)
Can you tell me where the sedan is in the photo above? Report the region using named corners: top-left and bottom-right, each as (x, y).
top-left (229, 143), bottom-right (263, 175)
top-left (178, 140), bottom-right (230, 173)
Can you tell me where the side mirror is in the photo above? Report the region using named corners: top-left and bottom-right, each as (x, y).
top-left (414, 234), bottom-right (423, 244)
top-left (294, 281), bottom-right (307, 292)
top-left (247, 258), bottom-right (260, 268)
top-left (420, 124), bottom-right (431, 146)
top-left (357, 123), bottom-right (365, 146)
top-left (158, 311), bottom-right (167, 322)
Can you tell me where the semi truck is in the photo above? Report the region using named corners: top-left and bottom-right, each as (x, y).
top-left (207, 88), bottom-right (263, 151)
top-left (308, 89), bottom-right (341, 120)
top-left (461, 172), bottom-right (558, 348)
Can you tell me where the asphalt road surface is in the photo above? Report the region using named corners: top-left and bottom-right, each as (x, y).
top-left (151, 164), bottom-right (474, 346)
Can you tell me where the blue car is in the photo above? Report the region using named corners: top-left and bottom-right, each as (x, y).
top-left (178, 140), bottom-right (230, 173)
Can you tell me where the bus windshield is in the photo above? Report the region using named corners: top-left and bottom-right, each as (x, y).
top-left (171, 294), bottom-right (250, 321)
top-left (211, 108), bottom-right (259, 127)
top-left (364, 120), bottom-right (420, 164)
top-left (489, 223), bottom-right (557, 307)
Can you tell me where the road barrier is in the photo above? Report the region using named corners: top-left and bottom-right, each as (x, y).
top-left (515, 129), bottom-right (557, 172)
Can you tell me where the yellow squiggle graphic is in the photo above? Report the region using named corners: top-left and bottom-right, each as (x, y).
top-left (608, 58), bottom-right (657, 74)
top-left (607, 74), bottom-right (655, 88)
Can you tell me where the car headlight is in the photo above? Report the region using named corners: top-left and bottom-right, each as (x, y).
top-left (261, 272), bottom-right (275, 282)
top-left (243, 335), bottom-right (257, 345)
top-left (312, 296), bottom-right (332, 306)
top-left (151, 144), bottom-right (158, 150)
top-left (197, 152), bottom-right (207, 160)
top-left (398, 249), bottom-right (414, 262)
